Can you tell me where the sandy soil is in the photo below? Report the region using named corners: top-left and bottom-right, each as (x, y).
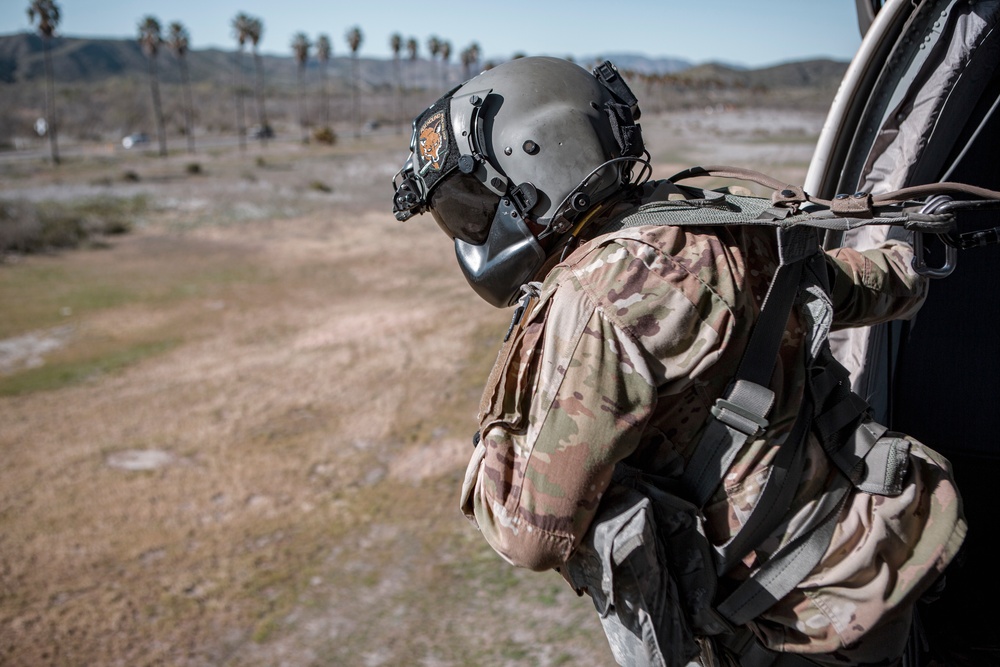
top-left (0, 108), bottom-right (824, 666)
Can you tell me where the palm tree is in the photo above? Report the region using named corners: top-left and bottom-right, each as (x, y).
top-left (315, 34), bottom-right (331, 127)
top-left (231, 12), bottom-right (253, 151)
top-left (439, 40), bottom-right (452, 89)
top-left (291, 32), bottom-right (310, 143)
top-left (167, 21), bottom-right (195, 153)
top-left (390, 33), bottom-right (402, 132)
top-left (346, 26), bottom-right (363, 136)
top-left (246, 16), bottom-right (269, 143)
top-left (460, 42), bottom-right (481, 81)
top-left (406, 36), bottom-right (418, 89)
top-left (26, 0), bottom-right (60, 165)
top-left (138, 15), bottom-right (167, 156)
top-left (427, 36), bottom-right (441, 87)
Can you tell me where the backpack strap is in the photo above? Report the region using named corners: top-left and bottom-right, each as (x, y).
top-left (667, 164), bottom-right (1000, 212)
top-left (681, 225), bottom-right (816, 528)
top-left (659, 219), bottom-right (866, 623)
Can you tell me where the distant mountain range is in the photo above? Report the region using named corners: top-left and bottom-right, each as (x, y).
top-left (0, 32), bottom-right (848, 92)
top-left (585, 53), bottom-right (699, 75)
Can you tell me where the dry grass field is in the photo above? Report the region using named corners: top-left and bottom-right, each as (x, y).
top-left (0, 108), bottom-right (825, 667)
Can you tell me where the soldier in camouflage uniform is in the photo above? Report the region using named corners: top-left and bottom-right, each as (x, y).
top-left (392, 57), bottom-right (965, 666)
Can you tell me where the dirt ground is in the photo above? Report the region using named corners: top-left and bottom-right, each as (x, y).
top-left (0, 108), bottom-right (825, 667)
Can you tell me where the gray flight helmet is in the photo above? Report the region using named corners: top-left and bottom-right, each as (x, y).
top-left (392, 56), bottom-right (645, 307)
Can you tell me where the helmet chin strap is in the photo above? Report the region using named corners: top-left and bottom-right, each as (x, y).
top-left (454, 198), bottom-right (547, 308)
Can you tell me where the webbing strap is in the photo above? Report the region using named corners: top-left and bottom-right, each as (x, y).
top-left (736, 228), bottom-right (815, 386)
top-left (667, 164), bottom-right (1000, 210)
top-left (682, 227), bottom-right (816, 507)
top-left (667, 165), bottom-right (795, 196)
top-left (813, 390), bottom-right (871, 445)
top-left (807, 349), bottom-right (889, 481)
top-left (684, 382), bottom-right (773, 507)
top-left (595, 186), bottom-right (957, 238)
top-left (712, 399), bottom-right (811, 575)
top-left (718, 473), bottom-right (852, 626)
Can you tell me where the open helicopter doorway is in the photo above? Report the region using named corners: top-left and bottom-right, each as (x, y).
top-left (806, 1), bottom-right (1000, 664)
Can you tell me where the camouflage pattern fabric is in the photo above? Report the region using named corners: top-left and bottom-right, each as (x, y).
top-left (459, 181), bottom-right (966, 662)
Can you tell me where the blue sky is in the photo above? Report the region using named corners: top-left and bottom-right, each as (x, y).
top-left (5, 1), bottom-right (863, 67)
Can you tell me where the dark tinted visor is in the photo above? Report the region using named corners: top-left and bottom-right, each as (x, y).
top-left (428, 172), bottom-right (499, 246)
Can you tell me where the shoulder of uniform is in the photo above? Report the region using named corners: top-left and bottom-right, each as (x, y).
top-left (542, 234), bottom-right (678, 320)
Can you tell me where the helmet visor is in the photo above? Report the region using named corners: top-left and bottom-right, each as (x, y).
top-left (428, 172), bottom-right (499, 246)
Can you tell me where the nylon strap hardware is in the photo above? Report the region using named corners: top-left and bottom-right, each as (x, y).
top-left (830, 191), bottom-right (875, 218)
top-left (711, 387), bottom-right (772, 438)
top-left (504, 281), bottom-right (541, 342)
top-left (770, 184), bottom-right (807, 211)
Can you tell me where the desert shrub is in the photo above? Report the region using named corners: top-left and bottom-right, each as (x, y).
top-left (313, 126), bottom-right (336, 145)
top-left (39, 214), bottom-right (87, 248)
top-left (122, 170), bottom-right (141, 182)
top-left (185, 162), bottom-right (202, 175)
top-left (309, 180), bottom-right (333, 193)
top-left (0, 200), bottom-right (42, 254)
top-left (0, 195), bottom-right (146, 256)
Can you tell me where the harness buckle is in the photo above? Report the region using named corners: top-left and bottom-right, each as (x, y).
top-left (711, 397), bottom-right (770, 437)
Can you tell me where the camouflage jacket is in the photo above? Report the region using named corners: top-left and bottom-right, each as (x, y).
top-left (459, 181), bottom-right (966, 660)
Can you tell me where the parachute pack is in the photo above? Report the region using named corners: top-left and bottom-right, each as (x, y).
top-left (560, 166), bottom-right (1000, 667)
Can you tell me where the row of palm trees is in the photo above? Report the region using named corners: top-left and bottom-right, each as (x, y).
top-left (26, 0), bottom-right (486, 164)
top-left (285, 30), bottom-right (483, 142)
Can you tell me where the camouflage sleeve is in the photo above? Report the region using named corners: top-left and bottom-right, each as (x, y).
top-left (460, 289), bottom-right (657, 571)
top-left (826, 239), bottom-right (929, 329)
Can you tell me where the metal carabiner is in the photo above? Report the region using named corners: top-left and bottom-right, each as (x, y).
top-left (912, 195), bottom-right (958, 278)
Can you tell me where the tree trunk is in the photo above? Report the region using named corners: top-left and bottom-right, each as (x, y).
top-left (147, 54), bottom-right (167, 156)
top-left (179, 56), bottom-right (195, 153)
top-left (253, 51), bottom-right (268, 146)
top-left (234, 50), bottom-right (246, 152)
top-left (351, 53), bottom-right (359, 137)
top-left (393, 54), bottom-right (402, 134)
top-left (41, 37), bottom-right (59, 165)
top-left (319, 61), bottom-right (329, 127)
top-left (297, 64), bottom-right (307, 143)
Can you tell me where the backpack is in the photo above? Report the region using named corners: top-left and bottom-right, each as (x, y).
top-left (560, 166), bottom-right (1000, 667)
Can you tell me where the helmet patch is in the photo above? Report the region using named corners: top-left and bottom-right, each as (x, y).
top-left (418, 110), bottom-right (448, 172)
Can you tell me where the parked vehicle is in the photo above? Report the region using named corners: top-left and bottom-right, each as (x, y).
top-left (121, 132), bottom-right (149, 149)
top-left (247, 124), bottom-right (274, 140)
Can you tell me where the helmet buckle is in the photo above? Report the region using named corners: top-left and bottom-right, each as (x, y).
top-left (510, 182), bottom-right (539, 217)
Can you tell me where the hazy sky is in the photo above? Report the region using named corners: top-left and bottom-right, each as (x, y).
top-left (5, 1), bottom-right (864, 67)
